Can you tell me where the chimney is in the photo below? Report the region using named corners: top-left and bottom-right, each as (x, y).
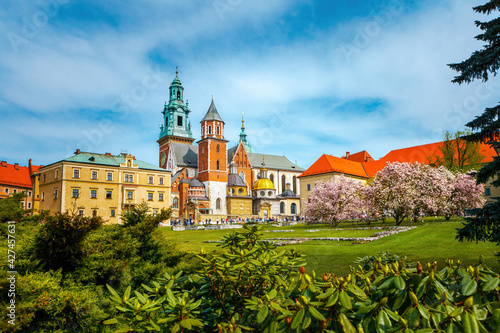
top-left (346, 151), bottom-right (350, 158)
top-left (75, 149), bottom-right (81, 155)
top-left (14, 163), bottom-right (19, 170)
top-left (105, 152), bottom-right (111, 156)
top-left (1, 161), bottom-right (6, 167)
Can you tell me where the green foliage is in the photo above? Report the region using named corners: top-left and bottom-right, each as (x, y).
top-left (121, 202), bottom-right (172, 237)
top-left (68, 213), bottom-right (197, 290)
top-left (105, 226), bottom-right (500, 332)
top-left (0, 192), bottom-right (27, 224)
top-left (427, 130), bottom-right (485, 172)
top-left (69, 224), bottom-right (141, 288)
top-left (355, 251), bottom-right (408, 271)
top-left (32, 212), bottom-right (103, 271)
top-left (0, 270), bottom-right (112, 332)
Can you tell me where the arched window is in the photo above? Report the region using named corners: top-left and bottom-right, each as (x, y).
top-left (269, 174), bottom-right (274, 184)
top-left (216, 198), bottom-right (221, 210)
top-left (208, 126), bottom-right (212, 134)
top-left (240, 171), bottom-right (245, 181)
top-left (291, 203), bottom-right (297, 215)
top-left (173, 198), bottom-right (179, 208)
top-left (216, 144), bottom-right (220, 153)
top-left (216, 160), bottom-right (220, 170)
top-left (280, 202), bottom-right (285, 214)
top-left (293, 176), bottom-right (297, 193)
top-left (281, 175), bottom-right (286, 192)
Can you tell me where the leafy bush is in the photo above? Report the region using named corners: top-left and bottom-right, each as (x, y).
top-left (105, 226), bottom-right (500, 332)
top-left (355, 251), bottom-right (409, 271)
top-left (32, 212), bottom-right (103, 271)
top-left (0, 192), bottom-right (27, 223)
top-left (0, 270), bottom-right (112, 332)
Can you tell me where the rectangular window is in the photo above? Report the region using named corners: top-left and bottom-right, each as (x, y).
top-left (78, 210), bottom-right (84, 217)
top-left (159, 177), bottom-right (164, 185)
top-left (307, 184), bottom-right (311, 191)
top-left (158, 193), bottom-right (164, 201)
top-left (106, 190), bottom-right (112, 199)
top-left (107, 172), bottom-right (113, 181)
top-left (90, 190), bottom-right (97, 199)
top-left (127, 191), bottom-right (133, 200)
top-left (73, 169), bottom-right (80, 178)
top-left (148, 176), bottom-right (154, 184)
top-left (53, 188), bottom-right (58, 198)
top-left (125, 174), bottom-right (133, 182)
top-left (55, 169), bottom-right (59, 179)
top-left (28, 191), bottom-right (32, 197)
top-left (72, 189), bottom-right (79, 198)
top-left (28, 202), bottom-right (32, 209)
top-left (153, 210), bottom-right (157, 217)
top-left (92, 210), bottom-right (97, 217)
top-left (110, 209), bottom-right (115, 217)
top-left (42, 192), bottom-right (45, 201)
top-left (43, 174), bottom-right (46, 182)
top-left (148, 192), bottom-right (153, 201)
top-left (177, 115), bottom-right (183, 126)
top-left (485, 188), bottom-right (491, 196)
top-left (91, 171), bottom-right (98, 180)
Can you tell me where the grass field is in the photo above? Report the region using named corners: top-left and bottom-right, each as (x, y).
top-left (160, 218), bottom-right (499, 276)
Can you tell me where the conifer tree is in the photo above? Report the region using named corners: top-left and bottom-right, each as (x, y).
top-left (450, 1), bottom-right (500, 251)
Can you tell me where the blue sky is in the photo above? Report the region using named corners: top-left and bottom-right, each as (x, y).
top-left (1, 0), bottom-right (498, 169)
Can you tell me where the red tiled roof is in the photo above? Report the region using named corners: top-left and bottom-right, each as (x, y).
top-left (298, 154), bottom-right (368, 178)
top-left (0, 190), bottom-right (8, 198)
top-left (303, 141), bottom-right (498, 180)
top-left (0, 162), bottom-right (34, 188)
top-left (362, 141), bottom-right (496, 177)
top-left (346, 150), bottom-right (373, 163)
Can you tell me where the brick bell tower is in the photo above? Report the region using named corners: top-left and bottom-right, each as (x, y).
top-left (198, 99), bottom-right (228, 214)
top-left (157, 68), bottom-right (195, 169)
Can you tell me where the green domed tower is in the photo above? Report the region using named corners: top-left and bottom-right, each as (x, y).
top-left (158, 68), bottom-right (195, 169)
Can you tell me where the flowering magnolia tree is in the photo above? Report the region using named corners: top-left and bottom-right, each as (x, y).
top-left (441, 172), bottom-right (486, 220)
top-left (368, 162), bottom-right (424, 225)
top-left (305, 163), bottom-right (485, 226)
top-left (304, 175), bottom-right (365, 227)
top-left (367, 162), bottom-right (484, 225)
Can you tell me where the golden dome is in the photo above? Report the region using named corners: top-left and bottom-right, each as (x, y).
top-left (253, 178), bottom-right (275, 190)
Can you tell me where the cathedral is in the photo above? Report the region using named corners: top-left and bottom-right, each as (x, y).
top-left (158, 70), bottom-right (303, 220)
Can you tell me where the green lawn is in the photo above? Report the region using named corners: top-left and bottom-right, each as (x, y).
top-left (160, 218), bottom-right (499, 276)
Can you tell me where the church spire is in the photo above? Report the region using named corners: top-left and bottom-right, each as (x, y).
top-left (238, 112), bottom-right (252, 152)
top-left (158, 68), bottom-right (193, 140)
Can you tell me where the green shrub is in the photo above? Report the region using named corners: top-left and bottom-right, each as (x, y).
top-left (105, 226), bottom-right (500, 332)
top-left (0, 270), bottom-right (112, 332)
top-left (33, 212), bottom-right (103, 271)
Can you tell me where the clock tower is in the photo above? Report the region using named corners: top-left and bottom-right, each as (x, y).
top-left (198, 100), bottom-right (229, 214)
top-left (157, 69), bottom-right (195, 169)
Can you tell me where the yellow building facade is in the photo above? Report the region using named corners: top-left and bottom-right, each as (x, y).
top-left (39, 151), bottom-right (171, 223)
top-left (226, 162), bottom-right (253, 217)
